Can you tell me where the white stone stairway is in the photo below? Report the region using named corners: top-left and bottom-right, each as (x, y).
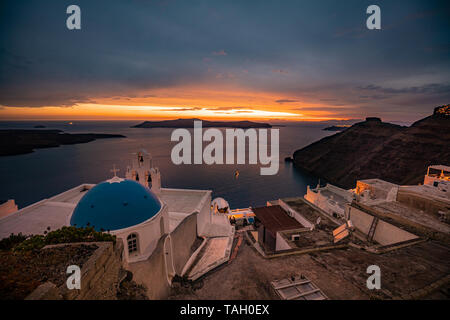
top-left (183, 233), bottom-right (234, 281)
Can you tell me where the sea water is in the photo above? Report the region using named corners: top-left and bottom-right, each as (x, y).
top-left (0, 121), bottom-right (334, 209)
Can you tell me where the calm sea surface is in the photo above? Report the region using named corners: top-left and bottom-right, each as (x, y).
top-left (0, 121), bottom-right (334, 209)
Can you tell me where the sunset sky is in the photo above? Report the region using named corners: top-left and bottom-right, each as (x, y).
top-left (0, 0), bottom-right (449, 122)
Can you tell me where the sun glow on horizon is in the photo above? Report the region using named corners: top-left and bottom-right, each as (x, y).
top-left (0, 102), bottom-right (352, 121)
top-left (115, 105), bottom-right (303, 118)
top-left (0, 86), bottom-right (354, 121)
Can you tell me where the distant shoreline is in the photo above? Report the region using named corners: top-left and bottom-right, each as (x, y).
top-left (132, 118), bottom-right (272, 129)
top-left (0, 129), bottom-right (126, 156)
top-left (322, 125), bottom-right (350, 132)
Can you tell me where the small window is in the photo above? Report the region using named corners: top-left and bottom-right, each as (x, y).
top-left (127, 233), bottom-right (138, 254)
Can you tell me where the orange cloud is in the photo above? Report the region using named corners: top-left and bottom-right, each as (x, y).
top-left (0, 85), bottom-right (350, 121)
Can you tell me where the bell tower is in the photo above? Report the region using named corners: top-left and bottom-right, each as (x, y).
top-left (125, 149), bottom-right (161, 194)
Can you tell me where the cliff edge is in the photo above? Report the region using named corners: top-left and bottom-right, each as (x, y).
top-left (293, 105), bottom-right (450, 188)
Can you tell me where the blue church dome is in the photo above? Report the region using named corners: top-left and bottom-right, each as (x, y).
top-left (70, 179), bottom-right (162, 231)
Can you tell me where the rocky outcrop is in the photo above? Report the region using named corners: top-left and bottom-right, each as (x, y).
top-left (293, 105), bottom-right (450, 188)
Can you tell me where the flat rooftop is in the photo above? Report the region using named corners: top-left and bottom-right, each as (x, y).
top-left (0, 184), bottom-right (91, 239)
top-left (169, 238), bottom-right (450, 300)
top-left (358, 178), bottom-right (398, 189)
top-left (160, 188), bottom-right (211, 232)
top-left (279, 228), bottom-right (334, 249)
top-left (160, 188), bottom-right (210, 214)
top-left (282, 197), bottom-right (338, 230)
top-left (253, 205), bottom-right (302, 235)
top-left (370, 201), bottom-right (450, 234)
top-left (319, 189), bottom-right (347, 208)
top-left (429, 165), bottom-right (450, 172)
top-left (399, 185), bottom-right (450, 202)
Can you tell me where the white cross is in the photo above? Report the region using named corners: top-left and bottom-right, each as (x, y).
top-left (110, 164), bottom-right (120, 177)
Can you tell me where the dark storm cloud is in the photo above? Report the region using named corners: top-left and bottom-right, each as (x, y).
top-left (357, 83), bottom-right (450, 95)
top-left (275, 99), bottom-right (298, 104)
top-left (0, 0), bottom-right (449, 120)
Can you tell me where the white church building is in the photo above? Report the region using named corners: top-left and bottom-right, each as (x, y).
top-left (0, 150), bottom-right (234, 298)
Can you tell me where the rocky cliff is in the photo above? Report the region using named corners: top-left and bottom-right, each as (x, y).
top-left (293, 105), bottom-right (450, 188)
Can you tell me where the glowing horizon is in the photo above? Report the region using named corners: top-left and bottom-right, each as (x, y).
top-left (0, 86), bottom-right (355, 121)
top-left (0, 103), bottom-right (354, 121)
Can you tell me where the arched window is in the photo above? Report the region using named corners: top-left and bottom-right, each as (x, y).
top-left (127, 233), bottom-right (139, 255)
